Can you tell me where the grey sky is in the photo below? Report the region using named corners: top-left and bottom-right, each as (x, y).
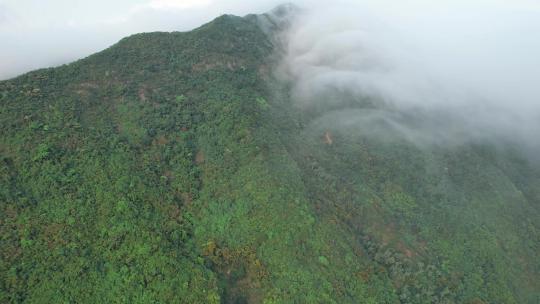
top-left (0, 0), bottom-right (282, 79)
top-left (1, 0), bottom-right (539, 80)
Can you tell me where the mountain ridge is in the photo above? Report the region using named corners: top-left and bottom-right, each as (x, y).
top-left (1, 8), bottom-right (539, 304)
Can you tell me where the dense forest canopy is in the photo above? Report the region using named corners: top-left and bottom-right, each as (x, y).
top-left (1, 7), bottom-right (539, 303)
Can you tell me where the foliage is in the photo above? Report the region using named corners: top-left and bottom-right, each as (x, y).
top-left (0, 11), bottom-right (538, 304)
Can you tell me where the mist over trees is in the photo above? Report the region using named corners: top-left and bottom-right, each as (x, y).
top-left (0, 2), bottom-right (539, 303)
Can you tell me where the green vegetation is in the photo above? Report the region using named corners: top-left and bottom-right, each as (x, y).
top-left (1, 12), bottom-right (539, 304)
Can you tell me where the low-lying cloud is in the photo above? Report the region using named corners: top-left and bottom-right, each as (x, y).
top-left (280, 1), bottom-right (540, 155)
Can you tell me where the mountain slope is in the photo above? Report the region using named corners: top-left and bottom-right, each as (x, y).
top-left (1, 9), bottom-right (539, 304)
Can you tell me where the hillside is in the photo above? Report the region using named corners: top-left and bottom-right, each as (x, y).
top-left (1, 8), bottom-right (539, 304)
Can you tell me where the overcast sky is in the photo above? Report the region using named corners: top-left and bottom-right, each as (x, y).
top-left (0, 0), bottom-right (283, 80)
top-left (1, 0), bottom-right (540, 81)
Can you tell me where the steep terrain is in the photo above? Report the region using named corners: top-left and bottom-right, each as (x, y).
top-left (1, 9), bottom-right (539, 304)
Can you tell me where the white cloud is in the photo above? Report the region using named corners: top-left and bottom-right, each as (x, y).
top-left (1, 0), bottom-right (539, 86)
top-left (282, 1), bottom-right (540, 153)
top-left (145, 0), bottom-right (212, 10)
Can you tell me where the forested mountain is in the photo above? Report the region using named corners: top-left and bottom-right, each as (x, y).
top-left (1, 7), bottom-right (538, 304)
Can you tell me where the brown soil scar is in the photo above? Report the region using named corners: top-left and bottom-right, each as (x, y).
top-left (324, 131), bottom-right (333, 145)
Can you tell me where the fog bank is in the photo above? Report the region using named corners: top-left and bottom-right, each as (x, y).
top-left (280, 1), bottom-right (540, 154)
